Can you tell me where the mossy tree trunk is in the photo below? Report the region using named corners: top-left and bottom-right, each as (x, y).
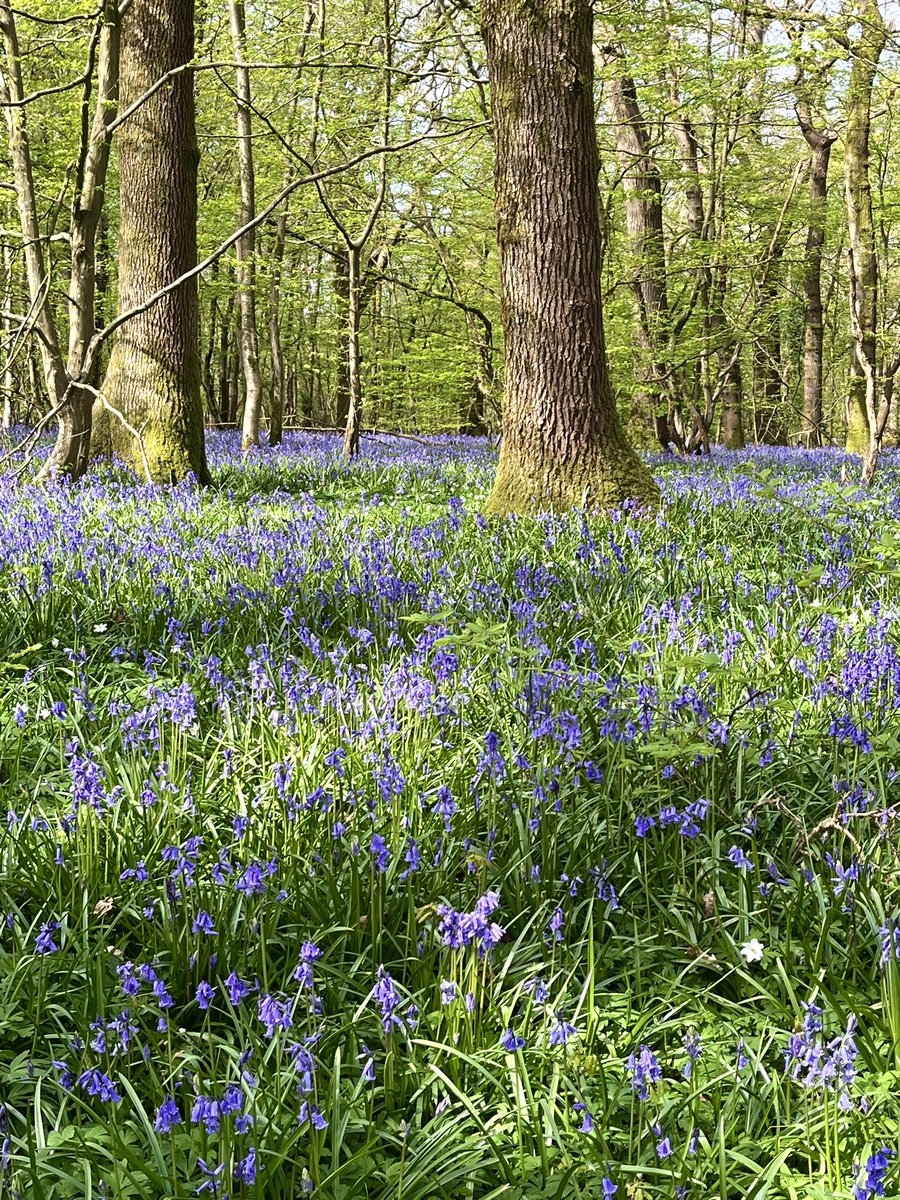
top-left (481, 0), bottom-right (657, 513)
top-left (99, 0), bottom-right (210, 484)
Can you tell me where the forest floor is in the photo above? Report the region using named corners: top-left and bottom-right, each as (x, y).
top-left (1, 433), bottom-right (899, 1199)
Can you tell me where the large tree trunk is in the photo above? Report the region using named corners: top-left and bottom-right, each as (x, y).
top-left (481, 0), bottom-right (657, 513)
top-left (99, 0), bottom-right (209, 484)
top-left (844, 0), bottom-right (885, 462)
top-left (342, 245), bottom-right (363, 459)
top-left (229, 0), bottom-right (264, 453)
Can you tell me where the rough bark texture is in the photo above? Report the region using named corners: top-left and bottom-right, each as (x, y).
top-left (844, 0), bottom-right (885, 457)
top-left (99, 0), bottom-right (209, 483)
top-left (481, 0), bottom-right (657, 514)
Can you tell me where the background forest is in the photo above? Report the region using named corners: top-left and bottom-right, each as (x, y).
top-left (4, 0), bottom-right (900, 454)
top-left (6, 2), bottom-right (900, 1200)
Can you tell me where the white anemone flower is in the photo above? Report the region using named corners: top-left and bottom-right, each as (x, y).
top-left (740, 938), bottom-right (765, 963)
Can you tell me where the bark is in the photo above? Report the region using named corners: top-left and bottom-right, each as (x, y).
top-left (745, 16), bottom-right (783, 438)
top-left (332, 248), bottom-right (350, 426)
top-left (667, 65), bottom-right (717, 450)
top-left (0, 0), bottom-right (68, 418)
top-left (601, 49), bottom-right (671, 444)
top-left (54, 0), bottom-right (122, 478)
top-left (844, 0), bottom-right (886, 462)
top-left (342, 244), bottom-right (363, 459)
top-left (218, 292), bottom-right (235, 423)
top-left (481, 0), bottom-right (657, 513)
top-left (1, 241), bottom-right (14, 428)
top-left (229, 0), bottom-right (264, 453)
top-left (100, 0), bottom-right (209, 483)
top-left (796, 108), bottom-right (836, 448)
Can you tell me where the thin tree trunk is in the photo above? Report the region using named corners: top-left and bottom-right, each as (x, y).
top-left (796, 111), bottom-right (836, 448)
top-left (218, 292), bottom-right (234, 424)
top-left (844, 0), bottom-right (885, 466)
top-left (342, 245), bottom-right (362, 458)
top-left (0, 0), bottom-right (68, 418)
top-left (601, 48), bottom-right (672, 445)
top-left (229, 0), bottom-right (264, 452)
top-left (481, 0), bottom-right (657, 512)
top-left (100, 0), bottom-right (209, 483)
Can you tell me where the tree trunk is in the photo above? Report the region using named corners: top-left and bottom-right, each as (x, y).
top-left (798, 123), bottom-right (836, 448)
top-left (342, 244), bottom-right (362, 459)
top-left (218, 292), bottom-right (234, 424)
top-left (333, 248), bottom-right (350, 426)
top-left (100, 0), bottom-right (209, 484)
top-left (229, 0), bottom-right (264, 453)
top-left (0, 0), bottom-right (68, 420)
top-left (480, 0), bottom-right (657, 512)
top-left (844, 0), bottom-right (885, 459)
top-left (601, 50), bottom-right (672, 445)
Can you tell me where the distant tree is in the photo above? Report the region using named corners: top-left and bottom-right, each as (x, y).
top-left (99, 0), bottom-right (209, 483)
top-left (481, 0), bottom-right (657, 512)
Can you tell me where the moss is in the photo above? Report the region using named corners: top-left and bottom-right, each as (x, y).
top-left (99, 343), bottom-right (209, 484)
top-left (845, 388), bottom-right (870, 455)
top-left (485, 436), bottom-right (659, 515)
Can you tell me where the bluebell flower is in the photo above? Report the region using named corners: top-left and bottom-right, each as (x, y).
top-left (153, 1096), bottom-right (181, 1132)
top-left (195, 1158), bottom-right (225, 1195)
top-left (548, 1016), bottom-right (576, 1046)
top-left (853, 1148), bottom-right (893, 1200)
top-left (298, 1101), bottom-right (328, 1130)
top-left (35, 921), bottom-right (60, 955)
top-left (233, 1147), bottom-right (258, 1185)
top-left (573, 1102), bottom-right (593, 1132)
top-left (440, 980), bottom-right (457, 1005)
top-left (682, 1030), bottom-right (702, 1078)
top-left (191, 1095), bottom-right (220, 1135)
top-left (258, 993), bottom-right (292, 1038)
top-left (626, 1045), bottom-right (662, 1100)
top-left (192, 910), bottom-right (217, 936)
top-left (500, 1029), bottom-right (526, 1052)
top-left (225, 971), bottom-right (251, 1006)
top-left (195, 981), bottom-right (215, 1010)
top-left (77, 1069), bottom-right (120, 1104)
top-left (727, 846), bottom-right (752, 870)
top-left (547, 906), bottom-right (564, 943)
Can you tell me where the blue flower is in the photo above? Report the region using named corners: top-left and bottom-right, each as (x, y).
top-left (573, 1102), bottom-right (593, 1132)
top-left (195, 980), bottom-right (215, 1010)
top-left (192, 910), bottom-right (217, 936)
top-left (727, 846), bottom-right (752, 870)
top-left (500, 1029), bottom-right (526, 1052)
top-left (548, 1017), bottom-right (576, 1046)
top-left (77, 1069), bottom-right (120, 1104)
top-left (225, 971), bottom-right (251, 1006)
top-left (258, 993), bottom-right (292, 1038)
top-left (35, 921), bottom-right (60, 955)
top-left (153, 1096), bottom-right (181, 1133)
top-left (233, 1147), bottom-right (258, 1185)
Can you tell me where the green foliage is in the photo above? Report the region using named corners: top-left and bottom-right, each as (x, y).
top-left (0, 439), bottom-right (899, 1196)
